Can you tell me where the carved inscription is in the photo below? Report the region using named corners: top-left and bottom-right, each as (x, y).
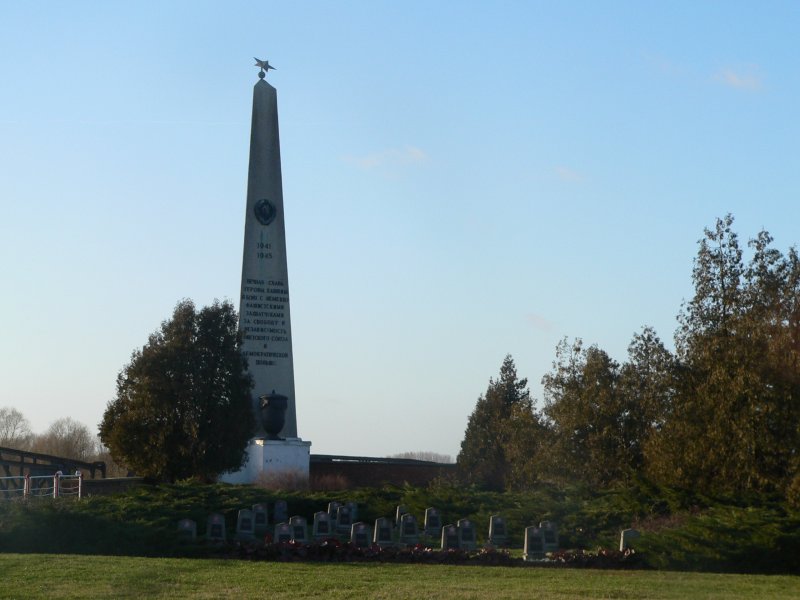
top-left (240, 267), bottom-right (290, 366)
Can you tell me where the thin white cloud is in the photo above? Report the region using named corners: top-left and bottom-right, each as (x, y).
top-left (343, 146), bottom-right (428, 170)
top-left (554, 166), bottom-right (584, 182)
top-left (645, 53), bottom-right (763, 93)
top-left (526, 313), bottom-right (555, 333)
top-left (714, 66), bottom-right (762, 91)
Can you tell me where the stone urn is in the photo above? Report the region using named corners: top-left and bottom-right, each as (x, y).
top-left (260, 391), bottom-right (288, 440)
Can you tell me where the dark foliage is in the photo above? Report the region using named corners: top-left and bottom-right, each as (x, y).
top-left (99, 300), bottom-right (255, 482)
top-left (466, 216), bottom-right (800, 499)
top-left (457, 356), bottom-right (544, 490)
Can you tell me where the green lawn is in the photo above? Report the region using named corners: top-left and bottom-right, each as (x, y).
top-left (1, 554), bottom-right (798, 599)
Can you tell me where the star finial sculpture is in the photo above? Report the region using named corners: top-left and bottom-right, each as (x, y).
top-left (254, 58), bottom-right (276, 79)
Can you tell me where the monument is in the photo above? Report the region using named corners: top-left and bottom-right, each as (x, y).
top-left (220, 58), bottom-right (311, 484)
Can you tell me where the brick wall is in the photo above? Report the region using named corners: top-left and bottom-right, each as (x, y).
top-left (81, 477), bottom-right (145, 496)
top-left (310, 455), bottom-right (457, 488)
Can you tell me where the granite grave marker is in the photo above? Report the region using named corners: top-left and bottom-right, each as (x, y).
top-left (441, 524), bottom-right (459, 550)
top-left (313, 511), bottom-right (332, 539)
top-left (206, 513), bottom-right (226, 543)
top-left (457, 518), bottom-right (477, 551)
top-left (488, 515), bottom-right (507, 546)
top-left (399, 513), bottom-right (419, 546)
top-left (374, 517), bottom-right (394, 547)
top-left (177, 518), bottom-right (197, 543)
top-left (350, 522), bottom-right (371, 548)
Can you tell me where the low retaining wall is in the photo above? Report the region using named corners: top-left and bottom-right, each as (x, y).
top-left (81, 477), bottom-right (145, 496)
top-left (54, 457), bottom-right (456, 494)
top-left (310, 455), bottom-right (456, 488)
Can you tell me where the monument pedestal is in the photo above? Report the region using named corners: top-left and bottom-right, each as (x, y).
top-left (220, 438), bottom-right (311, 485)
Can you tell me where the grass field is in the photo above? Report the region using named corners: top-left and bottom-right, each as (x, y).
top-left (1, 554), bottom-right (798, 599)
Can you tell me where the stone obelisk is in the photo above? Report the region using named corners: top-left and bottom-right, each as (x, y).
top-left (221, 59), bottom-right (310, 484)
top-left (239, 60), bottom-right (297, 439)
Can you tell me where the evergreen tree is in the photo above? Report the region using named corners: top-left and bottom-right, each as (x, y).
top-left (100, 300), bottom-right (255, 482)
top-left (649, 216), bottom-right (800, 494)
top-left (457, 355), bottom-right (538, 490)
top-left (542, 340), bottom-right (627, 486)
top-left (502, 396), bottom-right (548, 490)
top-left (619, 327), bottom-right (679, 474)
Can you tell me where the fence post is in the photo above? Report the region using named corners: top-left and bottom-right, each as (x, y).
top-left (78, 471), bottom-right (83, 499)
top-left (54, 471), bottom-right (62, 498)
top-left (24, 474), bottom-right (30, 499)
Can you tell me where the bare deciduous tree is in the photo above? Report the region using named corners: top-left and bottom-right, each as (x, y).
top-left (0, 407), bottom-right (33, 449)
top-left (389, 451), bottom-right (454, 464)
top-left (30, 417), bottom-right (98, 461)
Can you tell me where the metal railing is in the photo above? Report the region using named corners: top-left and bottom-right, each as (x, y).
top-left (0, 471), bottom-right (83, 500)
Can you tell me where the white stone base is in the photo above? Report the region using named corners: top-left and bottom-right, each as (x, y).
top-left (219, 438), bottom-right (311, 485)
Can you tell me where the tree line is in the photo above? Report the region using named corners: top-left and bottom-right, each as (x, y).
top-left (0, 408), bottom-right (126, 474)
top-left (458, 215), bottom-right (800, 500)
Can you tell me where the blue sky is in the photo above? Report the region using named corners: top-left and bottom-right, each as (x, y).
top-left (1, 2), bottom-right (799, 459)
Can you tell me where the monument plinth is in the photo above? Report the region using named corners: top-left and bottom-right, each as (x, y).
top-left (220, 59), bottom-right (311, 484)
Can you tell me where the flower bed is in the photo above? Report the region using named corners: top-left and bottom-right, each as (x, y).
top-left (223, 538), bottom-right (643, 569)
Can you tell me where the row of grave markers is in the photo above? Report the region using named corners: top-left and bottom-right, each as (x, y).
top-left (176, 501), bottom-right (544, 552)
top-left (180, 502), bottom-right (642, 559)
top-left (182, 515), bottom-right (640, 558)
top-left (391, 506), bottom-right (506, 547)
top-left (179, 512), bottom-right (515, 552)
